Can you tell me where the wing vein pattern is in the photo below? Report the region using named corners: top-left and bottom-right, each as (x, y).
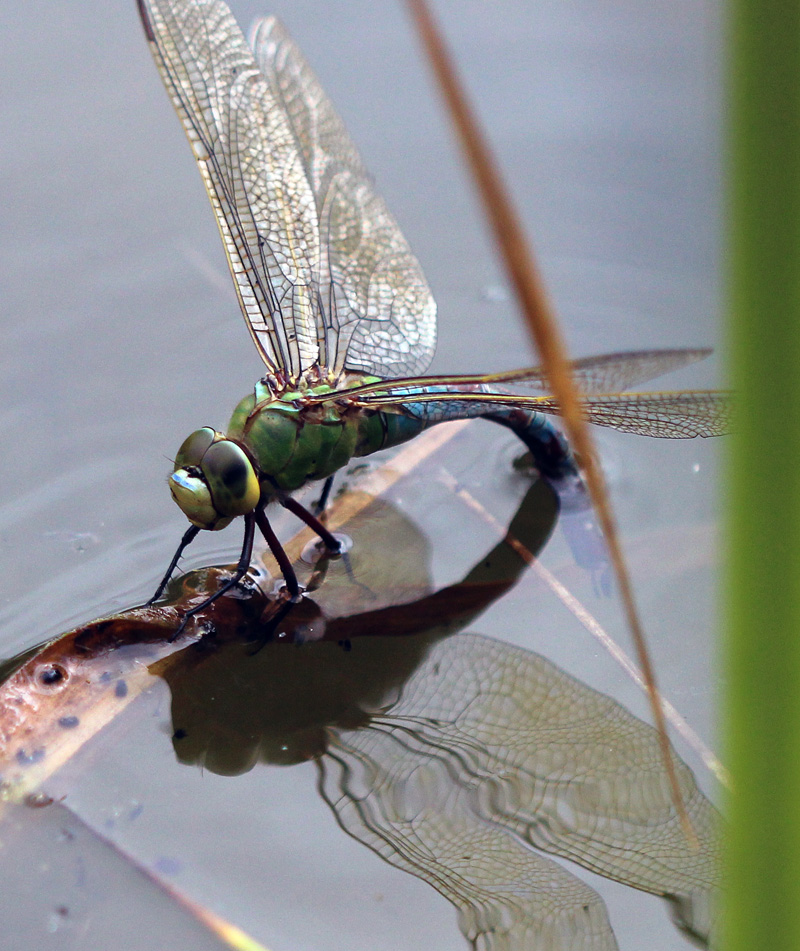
top-left (139, 0), bottom-right (437, 379)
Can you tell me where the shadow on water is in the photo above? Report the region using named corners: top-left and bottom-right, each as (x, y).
top-left (0, 476), bottom-right (718, 950)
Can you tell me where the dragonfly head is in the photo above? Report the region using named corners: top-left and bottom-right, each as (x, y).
top-left (169, 428), bottom-right (260, 531)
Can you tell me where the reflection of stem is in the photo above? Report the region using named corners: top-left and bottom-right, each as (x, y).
top-left (439, 468), bottom-right (729, 790)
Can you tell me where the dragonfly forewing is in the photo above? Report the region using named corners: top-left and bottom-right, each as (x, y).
top-left (315, 347), bottom-right (716, 401)
top-left (139, 0), bottom-right (324, 374)
top-left (140, 0), bottom-right (437, 381)
top-left (308, 347), bottom-right (730, 440)
top-left (250, 16), bottom-right (438, 379)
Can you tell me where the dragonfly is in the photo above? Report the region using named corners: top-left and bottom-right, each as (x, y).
top-left (137, 0), bottom-right (729, 627)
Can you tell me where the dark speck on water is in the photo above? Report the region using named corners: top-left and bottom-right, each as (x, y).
top-left (39, 665), bottom-right (66, 686)
top-left (114, 680), bottom-right (128, 698)
top-left (16, 747), bottom-right (46, 766)
top-left (24, 792), bottom-right (54, 808)
top-left (154, 856), bottom-right (182, 876)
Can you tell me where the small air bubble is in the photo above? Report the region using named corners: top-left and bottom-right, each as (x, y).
top-left (481, 283), bottom-right (509, 302)
top-left (300, 532), bottom-right (352, 565)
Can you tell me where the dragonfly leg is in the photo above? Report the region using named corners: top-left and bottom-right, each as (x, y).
top-left (169, 513), bottom-right (256, 642)
top-left (147, 524), bottom-right (201, 605)
top-left (281, 496), bottom-right (342, 553)
top-left (312, 475), bottom-right (335, 515)
top-left (255, 507), bottom-right (300, 600)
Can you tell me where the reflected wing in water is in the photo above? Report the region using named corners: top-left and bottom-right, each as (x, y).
top-left (319, 633), bottom-right (718, 950)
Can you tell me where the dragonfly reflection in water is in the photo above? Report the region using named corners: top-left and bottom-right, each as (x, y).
top-left (161, 481), bottom-right (718, 950)
top-left (137, 0), bottom-right (729, 627)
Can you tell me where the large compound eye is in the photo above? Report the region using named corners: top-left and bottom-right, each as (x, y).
top-left (200, 441), bottom-right (260, 517)
top-left (175, 428), bottom-right (217, 470)
top-left (169, 469), bottom-right (232, 531)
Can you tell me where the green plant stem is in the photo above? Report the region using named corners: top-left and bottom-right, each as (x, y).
top-left (725, 1), bottom-right (800, 947)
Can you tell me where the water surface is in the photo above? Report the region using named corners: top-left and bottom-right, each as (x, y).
top-left (0, 1), bottom-right (721, 948)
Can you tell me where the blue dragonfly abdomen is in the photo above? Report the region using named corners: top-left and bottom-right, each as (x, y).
top-left (357, 384), bottom-right (577, 480)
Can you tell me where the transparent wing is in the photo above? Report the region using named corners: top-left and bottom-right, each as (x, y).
top-left (139, 0), bottom-right (326, 375)
top-left (534, 390), bottom-right (732, 438)
top-left (249, 17), bottom-right (437, 378)
top-left (321, 347), bottom-right (715, 400)
top-left (528, 346), bottom-right (712, 394)
top-left (321, 633), bottom-right (719, 949)
top-left (311, 346), bottom-right (728, 439)
top-left (332, 386), bottom-right (733, 439)
top-left (339, 387), bottom-right (731, 439)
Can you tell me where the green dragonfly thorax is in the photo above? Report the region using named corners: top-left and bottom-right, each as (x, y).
top-left (168, 370), bottom-right (429, 531)
top-left (227, 372), bottom-right (426, 490)
top-left (228, 377), bottom-right (362, 495)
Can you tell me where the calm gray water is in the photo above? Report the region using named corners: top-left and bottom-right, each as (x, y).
top-left (0, 1), bottom-right (721, 948)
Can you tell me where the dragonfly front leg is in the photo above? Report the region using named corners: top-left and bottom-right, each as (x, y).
top-left (170, 513), bottom-right (257, 641)
top-left (147, 524), bottom-right (201, 605)
top-left (281, 495), bottom-right (342, 554)
top-left (254, 507), bottom-right (300, 600)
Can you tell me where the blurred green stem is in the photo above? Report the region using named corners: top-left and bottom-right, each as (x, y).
top-left (726, 0), bottom-right (800, 946)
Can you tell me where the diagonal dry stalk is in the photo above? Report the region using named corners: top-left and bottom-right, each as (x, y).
top-left (405, 0), bottom-right (696, 847)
